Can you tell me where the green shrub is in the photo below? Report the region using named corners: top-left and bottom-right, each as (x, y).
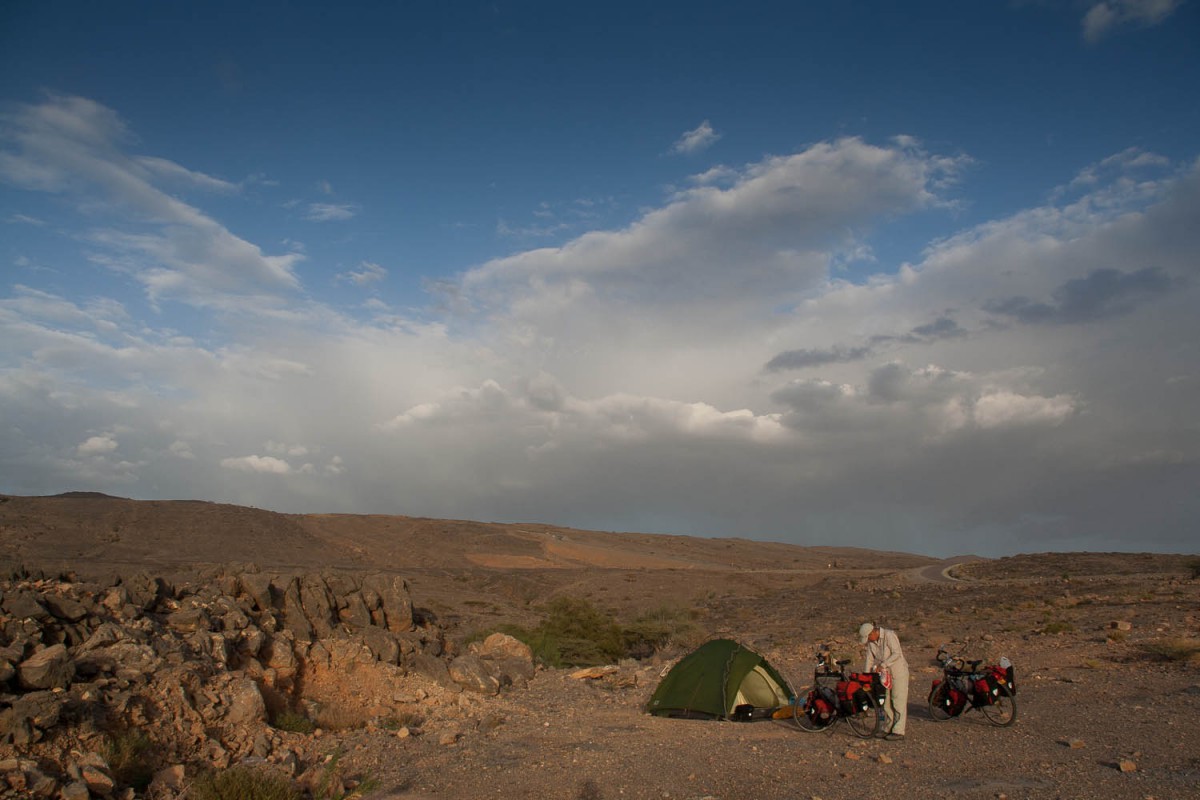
top-left (270, 709), bottom-right (315, 734)
top-left (1042, 621), bottom-right (1075, 635)
top-left (1186, 558), bottom-right (1200, 580)
top-left (476, 597), bottom-right (706, 666)
top-left (187, 766), bottom-right (301, 800)
top-left (622, 605), bottom-right (702, 657)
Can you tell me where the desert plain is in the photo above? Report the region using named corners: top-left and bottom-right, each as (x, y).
top-left (0, 492), bottom-right (1197, 800)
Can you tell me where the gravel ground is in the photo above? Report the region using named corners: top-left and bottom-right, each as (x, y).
top-left (328, 628), bottom-right (1200, 799)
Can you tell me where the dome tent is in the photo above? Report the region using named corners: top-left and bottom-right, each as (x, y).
top-left (646, 638), bottom-right (794, 719)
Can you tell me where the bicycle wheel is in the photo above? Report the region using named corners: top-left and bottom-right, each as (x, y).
top-left (845, 695), bottom-right (880, 739)
top-left (792, 689), bottom-right (834, 733)
top-left (928, 682), bottom-right (954, 722)
top-left (980, 684), bottom-right (1017, 727)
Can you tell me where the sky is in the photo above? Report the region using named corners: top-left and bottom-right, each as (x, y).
top-left (1, 1), bottom-right (1197, 558)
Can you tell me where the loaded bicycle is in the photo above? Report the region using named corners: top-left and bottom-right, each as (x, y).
top-left (928, 646), bottom-right (1017, 727)
top-left (792, 648), bottom-right (886, 738)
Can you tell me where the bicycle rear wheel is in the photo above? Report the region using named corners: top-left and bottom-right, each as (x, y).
top-left (792, 688), bottom-right (835, 733)
top-left (845, 696), bottom-right (880, 739)
top-left (980, 684), bottom-right (1017, 727)
top-left (928, 682), bottom-right (955, 722)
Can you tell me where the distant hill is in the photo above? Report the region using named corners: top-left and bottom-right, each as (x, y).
top-left (0, 492), bottom-right (937, 576)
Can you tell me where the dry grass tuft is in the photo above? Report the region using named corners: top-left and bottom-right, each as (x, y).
top-left (1140, 637), bottom-right (1200, 663)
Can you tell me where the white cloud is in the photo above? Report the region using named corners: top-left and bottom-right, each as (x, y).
top-left (169, 440), bottom-right (195, 459)
top-left (670, 120), bottom-right (721, 155)
top-left (1, 116), bottom-right (1197, 555)
top-left (135, 156), bottom-right (238, 193)
top-left (220, 455), bottom-right (292, 474)
top-left (973, 391), bottom-right (1076, 428)
top-left (78, 434), bottom-right (118, 455)
top-left (337, 261), bottom-right (387, 286)
top-left (1082, 0), bottom-right (1183, 42)
top-left (0, 95), bottom-right (302, 306)
top-left (305, 203), bottom-right (358, 222)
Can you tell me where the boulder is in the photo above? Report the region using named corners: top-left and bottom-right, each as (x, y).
top-left (278, 578), bottom-right (314, 640)
top-left (0, 691), bottom-right (64, 743)
top-left (449, 654), bottom-right (500, 695)
top-left (167, 608), bottom-right (213, 633)
top-left (407, 652), bottom-right (458, 691)
top-left (338, 591), bottom-right (373, 629)
top-left (360, 626), bottom-right (401, 664)
top-left (238, 573), bottom-right (276, 613)
top-left (42, 593), bottom-right (88, 623)
top-left (487, 656), bottom-right (536, 687)
top-left (17, 644), bottom-right (73, 690)
top-left (1, 591), bottom-right (50, 622)
top-left (298, 576), bottom-right (336, 638)
top-left (477, 632), bottom-right (533, 662)
top-left (363, 574), bottom-right (413, 633)
top-left (222, 677), bottom-right (267, 727)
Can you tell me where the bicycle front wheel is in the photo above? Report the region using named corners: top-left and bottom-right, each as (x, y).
top-left (845, 696), bottom-right (881, 739)
top-left (980, 684), bottom-right (1017, 727)
top-left (792, 689), bottom-right (835, 733)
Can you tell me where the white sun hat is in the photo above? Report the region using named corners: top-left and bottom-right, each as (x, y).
top-left (858, 622), bottom-right (875, 644)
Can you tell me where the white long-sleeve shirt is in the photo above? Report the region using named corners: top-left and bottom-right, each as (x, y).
top-left (864, 627), bottom-right (909, 674)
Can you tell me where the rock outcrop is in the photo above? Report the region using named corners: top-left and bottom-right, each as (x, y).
top-left (0, 565), bottom-right (534, 797)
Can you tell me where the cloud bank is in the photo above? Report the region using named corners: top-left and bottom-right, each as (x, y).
top-left (2, 97), bottom-right (1197, 556)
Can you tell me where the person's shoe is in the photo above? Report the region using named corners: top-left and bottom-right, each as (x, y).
top-left (885, 733), bottom-right (905, 741)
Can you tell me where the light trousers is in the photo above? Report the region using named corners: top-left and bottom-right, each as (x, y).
top-left (883, 664), bottom-right (909, 735)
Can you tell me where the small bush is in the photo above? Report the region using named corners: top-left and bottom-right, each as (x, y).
top-left (313, 704), bottom-right (374, 732)
top-left (623, 605), bottom-right (703, 657)
top-left (313, 748), bottom-right (380, 800)
top-left (1042, 621), bottom-right (1075, 635)
top-left (102, 729), bottom-right (154, 791)
top-left (1186, 558), bottom-right (1200, 580)
top-left (271, 709), bottom-right (316, 734)
top-left (378, 712), bottom-right (421, 730)
top-left (1106, 629), bottom-right (1128, 643)
top-left (1140, 637), bottom-right (1200, 663)
top-left (187, 766), bottom-right (301, 800)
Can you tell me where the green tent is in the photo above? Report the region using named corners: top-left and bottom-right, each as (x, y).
top-left (646, 638), bottom-right (794, 719)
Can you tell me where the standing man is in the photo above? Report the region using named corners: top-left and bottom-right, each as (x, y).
top-left (858, 621), bottom-right (909, 740)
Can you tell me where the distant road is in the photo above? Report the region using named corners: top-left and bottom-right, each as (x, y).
top-left (910, 556), bottom-right (984, 584)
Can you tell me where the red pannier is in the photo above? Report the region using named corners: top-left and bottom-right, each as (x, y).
top-left (930, 677), bottom-right (967, 717)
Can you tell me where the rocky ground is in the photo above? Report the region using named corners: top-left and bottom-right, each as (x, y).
top-left (0, 495), bottom-right (1197, 799)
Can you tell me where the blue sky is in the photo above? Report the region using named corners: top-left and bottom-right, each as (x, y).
top-left (2, 1), bottom-right (1197, 557)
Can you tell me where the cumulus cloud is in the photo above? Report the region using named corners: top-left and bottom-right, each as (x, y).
top-left (670, 120), bottom-right (721, 155)
top-left (1082, 0), bottom-right (1183, 42)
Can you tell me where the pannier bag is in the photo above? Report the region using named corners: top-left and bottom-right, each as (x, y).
top-left (835, 678), bottom-right (875, 714)
top-left (930, 678), bottom-right (967, 717)
top-left (803, 686), bottom-right (838, 727)
top-left (849, 671), bottom-right (887, 703)
top-left (999, 656), bottom-right (1016, 696)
